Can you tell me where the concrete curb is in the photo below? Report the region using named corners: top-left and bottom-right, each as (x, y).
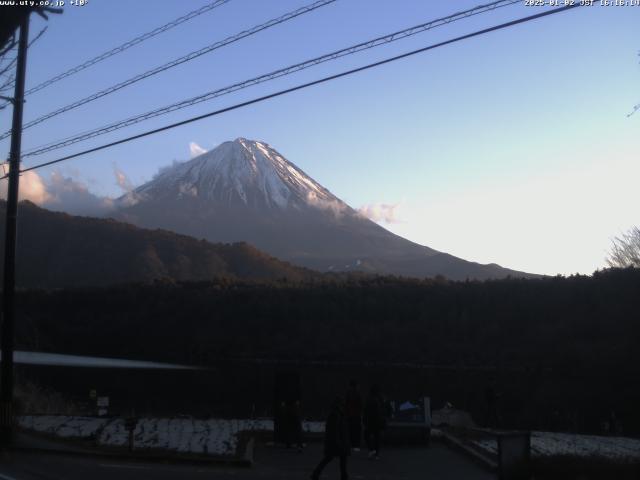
top-left (242, 437), bottom-right (255, 466)
top-left (441, 430), bottom-right (498, 472)
top-left (9, 432), bottom-right (254, 467)
top-left (7, 443), bottom-right (253, 467)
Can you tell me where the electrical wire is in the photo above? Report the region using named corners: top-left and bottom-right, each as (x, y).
top-left (0, 0), bottom-right (337, 141)
top-left (0, 0), bottom-right (231, 105)
top-left (21, 0), bottom-right (520, 157)
top-left (6, 3), bottom-right (582, 180)
top-left (0, 26), bottom-right (48, 94)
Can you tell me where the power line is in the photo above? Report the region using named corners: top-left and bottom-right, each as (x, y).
top-left (8, 3), bottom-right (582, 180)
top-left (0, 0), bottom-right (231, 104)
top-left (0, 37), bottom-right (16, 59)
top-left (0, 0), bottom-right (337, 141)
top-left (0, 27), bottom-right (48, 98)
top-left (0, 56), bottom-right (18, 84)
top-left (22, 0), bottom-right (521, 157)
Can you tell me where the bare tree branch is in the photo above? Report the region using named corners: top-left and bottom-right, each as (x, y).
top-left (0, 38), bottom-right (16, 59)
top-left (0, 73), bottom-right (16, 94)
top-left (0, 56), bottom-right (17, 79)
top-left (631, 51), bottom-right (640, 117)
top-left (28, 26), bottom-right (48, 48)
top-left (607, 226), bottom-right (640, 268)
top-left (0, 27), bottom-right (48, 105)
top-left (0, 31), bottom-right (16, 54)
top-left (0, 73), bottom-right (15, 90)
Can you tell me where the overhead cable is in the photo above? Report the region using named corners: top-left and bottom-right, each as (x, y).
top-left (7, 3), bottom-right (582, 179)
top-left (0, 0), bottom-right (336, 140)
top-left (22, 0), bottom-right (520, 156)
top-left (19, 0), bottom-right (231, 99)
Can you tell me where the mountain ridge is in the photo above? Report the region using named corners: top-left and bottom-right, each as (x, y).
top-left (114, 138), bottom-right (535, 280)
top-left (0, 200), bottom-right (314, 289)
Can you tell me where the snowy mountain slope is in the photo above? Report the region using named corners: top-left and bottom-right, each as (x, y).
top-left (131, 138), bottom-right (341, 211)
top-left (114, 138), bottom-right (533, 280)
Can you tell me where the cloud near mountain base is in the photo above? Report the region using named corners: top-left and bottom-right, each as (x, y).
top-left (358, 202), bottom-right (402, 224)
top-left (306, 190), bottom-right (348, 217)
top-left (0, 170), bottom-right (131, 217)
top-left (0, 170), bottom-right (52, 205)
top-left (38, 171), bottom-right (115, 216)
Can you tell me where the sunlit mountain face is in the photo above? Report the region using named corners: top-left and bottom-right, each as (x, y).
top-left (115, 138), bottom-right (534, 280)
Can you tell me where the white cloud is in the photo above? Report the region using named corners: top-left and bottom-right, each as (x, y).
top-left (43, 171), bottom-right (115, 216)
top-left (112, 165), bottom-right (141, 207)
top-left (0, 170), bottom-right (53, 205)
top-left (306, 191), bottom-right (347, 217)
top-left (189, 142), bottom-right (207, 158)
top-left (113, 165), bottom-right (134, 192)
top-left (153, 159), bottom-right (185, 179)
top-left (1, 168), bottom-right (141, 217)
top-left (358, 203), bottom-right (402, 224)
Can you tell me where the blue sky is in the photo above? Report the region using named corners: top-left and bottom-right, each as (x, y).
top-left (1, 0), bottom-right (638, 275)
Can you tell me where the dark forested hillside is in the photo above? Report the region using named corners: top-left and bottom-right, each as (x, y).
top-left (0, 201), bottom-right (314, 287)
top-left (16, 268), bottom-right (639, 368)
top-left (14, 268), bottom-right (640, 432)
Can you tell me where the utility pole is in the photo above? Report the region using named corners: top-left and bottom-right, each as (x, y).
top-left (0, 13), bottom-right (30, 446)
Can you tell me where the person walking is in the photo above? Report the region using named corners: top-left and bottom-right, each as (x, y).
top-left (311, 397), bottom-right (350, 480)
top-left (345, 380), bottom-right (363, 451)
top-left (363, 385), bottom-right (385, 460)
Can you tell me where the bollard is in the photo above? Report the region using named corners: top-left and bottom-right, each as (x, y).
top-left (497, 431), bottom-right (531, 480)
top-left (124, 416), bottom-right (138, 453)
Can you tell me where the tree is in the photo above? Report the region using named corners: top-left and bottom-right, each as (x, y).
top-left (607, 226), bottom-right (640, 268)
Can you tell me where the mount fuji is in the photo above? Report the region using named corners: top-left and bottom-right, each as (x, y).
top-left (114, 138), bottom-right (532, 280)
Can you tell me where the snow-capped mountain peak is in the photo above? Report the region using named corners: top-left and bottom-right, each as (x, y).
top-left (115, 137), bottom-right (533, 280)
top-left (134, 138), bottom-right (345, 212)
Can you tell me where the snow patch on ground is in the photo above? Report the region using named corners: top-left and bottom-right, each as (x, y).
top-left (19, 415), bottom-right (325, 456)
top-left (470, 431), bottom-right (640, 463)
top-left (19, 415), bottom-right (109, 439)
top-left (432, 407), bottom-right (476, 429)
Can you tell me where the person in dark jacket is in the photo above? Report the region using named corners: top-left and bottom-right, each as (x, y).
top-left (345, 380), bottom-right (363, 451)
top-left (363, 385), bottom-right (385, 459)
top-left (311, 396), bottom-right (350, 480)
top-left (285, 399), bottom-right (304, 451)
top-left (484, 379), bottom-right (501, 428)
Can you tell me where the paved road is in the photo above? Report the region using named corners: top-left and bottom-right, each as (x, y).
top-left (0, 441), bottom-right (496, 479)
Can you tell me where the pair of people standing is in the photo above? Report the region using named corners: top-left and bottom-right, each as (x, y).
top-left (345, 380), bottom-right (363, 452)
top-left (363, 384), bottom-right (385, 459)
top-left (283, 399), bottom-right (304, 451)
top-left (311, 383), bottom-right (386, 480)
top-left (347, 381), bottom-right (386, 459)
